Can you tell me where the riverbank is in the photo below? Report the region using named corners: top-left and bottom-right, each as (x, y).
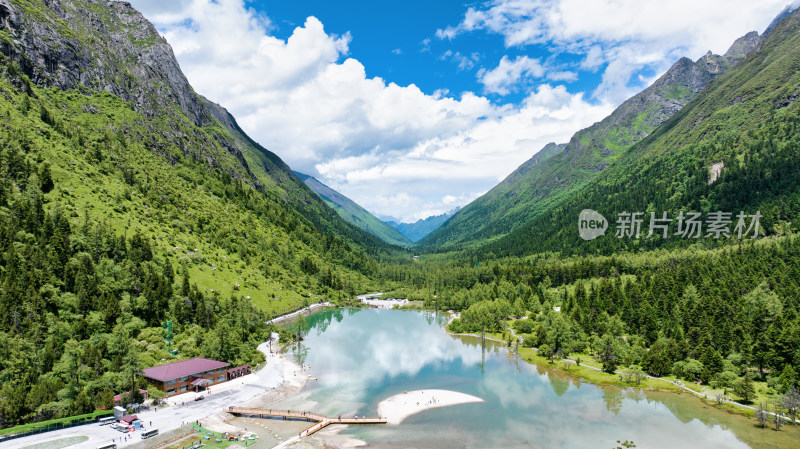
top-left (198, 346), bottom-right (308, 435)
top-left (271, 426), bottom-right (367, 449)
top-left (448, 331), bottom-right (508, 344)
top-left (445, 317), bottom-right (798, 426)
top-left (235, 352), bottom-right (309, 410)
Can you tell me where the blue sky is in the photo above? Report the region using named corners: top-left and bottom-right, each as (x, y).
top-left (257, 0), bottom-right (602, 105)
top-left (128, 0), bottom-right (789, 222)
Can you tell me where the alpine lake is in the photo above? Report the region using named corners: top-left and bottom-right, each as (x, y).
top-left (266, 308), bottom-right (800, 449)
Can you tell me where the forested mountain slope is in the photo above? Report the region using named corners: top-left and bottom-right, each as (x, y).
top-left (480, 7), bottom-right (800, 258)
top-left (419, 32), bottom-right (761, 252)
top-left (0, 0), bottom-right (392, 252)
top-left (295, 171), bottom-right (411, 247)
top-left (0, 0), bottom-right (396, 427)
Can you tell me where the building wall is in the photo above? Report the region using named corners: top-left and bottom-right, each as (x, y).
top-left (227, 366), bottom-right (252, 380)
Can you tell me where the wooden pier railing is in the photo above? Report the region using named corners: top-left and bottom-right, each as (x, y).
top-left (226, 407), bottom-right (387, 436)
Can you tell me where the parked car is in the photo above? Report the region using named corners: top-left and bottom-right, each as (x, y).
top-left (195, 395), bottom-right (205, 401)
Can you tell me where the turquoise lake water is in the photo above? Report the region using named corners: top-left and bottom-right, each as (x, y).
top-left (274, 308), bottom-right (794, 449)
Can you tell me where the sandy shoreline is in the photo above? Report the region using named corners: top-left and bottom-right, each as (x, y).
top-left (377, 389), bottom-right (484, 425)
top-left (211, 340), bottom-right (370, 449)
top-left (212, 312), bottom-right (482, 449)
top-left (208, 342), bottom-right (309, 420)
top-left (265, 388), bottom-right (485, 449)
top-left (237, 355), bottom-right (309, 409)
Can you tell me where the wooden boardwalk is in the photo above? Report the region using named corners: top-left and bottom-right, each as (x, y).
top-left (226, 407), bottom-right (387, 437)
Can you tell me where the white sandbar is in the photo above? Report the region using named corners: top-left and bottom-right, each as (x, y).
top-left (377, 389), bottom-right (483, 425)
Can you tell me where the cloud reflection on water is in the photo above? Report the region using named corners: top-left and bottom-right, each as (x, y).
top-left (304, 310), bottom-right (483, 386)
top-left (280, 309), bottom-right (754, 449)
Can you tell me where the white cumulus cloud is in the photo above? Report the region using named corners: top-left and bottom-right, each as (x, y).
top-left (478, 55), bottom-right (576, 95)
top-left (479, 55), bottom-right (545, 95)
top-left (439, 0), bottom-right (788, 103)
top-left (126, 0), bottom-right (620, 221)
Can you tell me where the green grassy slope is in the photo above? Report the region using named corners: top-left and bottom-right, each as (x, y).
top-left (0, 0), bottom-right (407, 428)
top-left (0, 0), bottom-right (395, 259)
top-left (480, 8), bottom-right (800, 257)
top-left (0, 76), bottom-right (320, 425)
top-left (419, 33), bottom-right (760, 252)
top-left (294, 172), bottom-right (412, 247)
top-left (0, 77), bottom-right (375, 311)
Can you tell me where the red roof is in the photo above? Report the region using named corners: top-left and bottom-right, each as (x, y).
top-left (121, 415), bottom-right (138, 424)
top-left (228, 365), bottom-right (251, 373)
top-left (113, 389), bottom-right (149, 402)
top-left (142, 357), bottom-right (230, 382)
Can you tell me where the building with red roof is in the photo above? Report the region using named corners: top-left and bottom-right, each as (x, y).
top-left (142, 357), bottom-right (230, 397)
top-left (227, 364), bottom-right (251, 380)
top-left (113, 389), bottom-right (149, 406)
top-left (121, 414), bottom-right (139, 425)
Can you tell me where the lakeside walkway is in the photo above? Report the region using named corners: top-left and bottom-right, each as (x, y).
top-left (267, 302), bottom-right (333, 325)
top-left (226, 407), bottom-right (386, 436)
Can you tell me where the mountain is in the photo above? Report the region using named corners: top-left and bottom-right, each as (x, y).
top-left (763, 3), bottom-right (799, 37)
top-left (294, 172), bottom-right (411, 247)
top-left (0, 0), bottom-right (394, 252)
top-left (479, 6), bottom-right (800, 257)
top-left (0, 0), bottom-right (396, 426)
top-left (418, 31), bottom-right (761, 251)
top-left (387, 209), bottom-right (459, 243)
top-left (0, 0), bottom-right (401, 309)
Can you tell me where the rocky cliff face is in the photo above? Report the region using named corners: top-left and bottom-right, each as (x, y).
top-left (724, 31), bottom-right (761, 60)
top-left (564, 31), bottom-right (760, 169)
top-left (0, 0), bottom-right (204, 124)
top-left (0, 0), bottom-right (377, 246)
top-left (0, 0), bottom-right (291, 193)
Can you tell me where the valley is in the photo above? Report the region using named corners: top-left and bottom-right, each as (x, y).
top-left (1, 1), bottom-right (800, 449)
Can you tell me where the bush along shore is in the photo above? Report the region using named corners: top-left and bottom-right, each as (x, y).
top-left (445, 311), bottom-right (800, 427)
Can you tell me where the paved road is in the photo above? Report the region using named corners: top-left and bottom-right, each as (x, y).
top-left (6, 341), bottom-right (293, 449)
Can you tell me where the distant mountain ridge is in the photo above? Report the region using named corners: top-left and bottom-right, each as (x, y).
top-left (417, 29), bottom-right (762, 251)
top-left (477, 5), bottom-right (800, 256)
top-left (295, 172), bottom-right (412, 247)
top-left (386, 209), bottom-right (460, 243)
